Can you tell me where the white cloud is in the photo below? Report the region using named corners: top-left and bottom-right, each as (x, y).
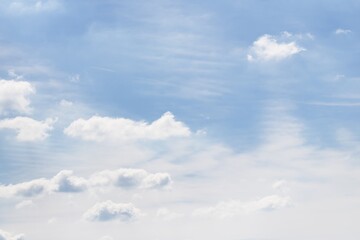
top-left (51, 170), bottom-right (88, 193)
top-left (247, 34), bottom-right (305, 61)
top-left (156, 208), bottom-right (183, 220)
top-left (98, 236), bottom-right (113, 240)
top-left (0, 80), bottom-right (35, 115)
top-left (89, 168), bottom-right (172, 190)
top-left (64, 112), bottom-right (191, 142)
top-left (335, 28), bottom-right (352, 35)
top-left (59, 99), bottom-right (73, 107)
top-left (0, 229), bottom-right (25, 240)
top-left (0, 178), bottom-right (52, 198)
top-left (194, 195), bottom-right (291, 218)
top-left (0, 168), bottom-right (171, 199)
top-left (0, 117), bottom-right (56, 141)
top-left (15, 200), bottom-right (33, 209)
top-left (7, 0), bottom-right (61, 14)
top-left (83, 200), bottom-right (141, 222)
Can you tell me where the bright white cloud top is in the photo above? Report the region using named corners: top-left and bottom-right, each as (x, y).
top-left (64, 112), bottom-right (191, 141)
top-left (247, 34), bottom-right (305, 61)
top-left (0, 117), bottom-right (55, 141)
top-left (0, 80), bottom-right (34, 115)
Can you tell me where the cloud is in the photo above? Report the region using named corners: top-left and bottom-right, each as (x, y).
top-left (0, 178), bottom-right (52, 198)
top-left (64, 112), bottom-right (191, 142)
top-left (6, 0), bottom-right (61, 14)
top-left (83, 200), bottom-right (141, 222)
top-left (51, 170), bottom-right (88, 193)
top-left (89, 168), bottom-right (172, 190)
top-left (247, 34), bottom-right (305, 61)
top-left (194, 195), bottom-right (291, 218)
top-left (0, 229), bottom-right (25, 240)
top-left (0, 168), bottom-right (171, 199)
top-left (0, 117), bottom-right (56, 141)
top-left (335, 28), bottom-right (352, 35)
top-left (0, 80), bottom-right (35, 115)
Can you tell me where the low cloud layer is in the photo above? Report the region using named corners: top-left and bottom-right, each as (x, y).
top-left (83, 200), bottom-right (141, 222)
top-left (0, 117), bottom-right (56, 141)
top-left (0, 168), bottom-right (172, 199)
top-left (0, 229), bottom-right (24, 240)
top-left (247, 34), bottom-right (304, 61)
top-left (64, 112), bottom-right (191, 142)
top-left (194, 195), bottom-right (291, 218)
top-left (0, 79), bottom-right (34, 115)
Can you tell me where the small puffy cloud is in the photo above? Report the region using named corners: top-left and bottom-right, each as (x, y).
top-left (335, 28), bottom-right (352, 35)
top-left (194, 195), bottom-right (291, 218)
top-left (0, 79), bottom-right (35, 115)
top-left (0, 229), bottom-right (25, 240)
top-left (0, 117), bottom-right (56, 141)
top-left (247, 34), bottom-right (304, 61)
top-left (64, 112), bottom-right (191, 142)
top-left (89, 168), bottom-right (172, 190)
top-left (83, 200), bottom-right (141, 222)
top-left (51, 170), bottom-right (88, 193)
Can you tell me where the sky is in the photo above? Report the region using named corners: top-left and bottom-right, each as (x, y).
top-left (0, 0), bottom-right (360, 239)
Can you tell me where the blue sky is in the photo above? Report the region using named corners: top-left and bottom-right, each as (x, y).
top-left (0, 0), bottom-right (360, 239)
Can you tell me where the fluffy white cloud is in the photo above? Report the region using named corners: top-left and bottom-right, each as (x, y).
top-left (83, 200), bottom-right (141, 222)
top-left (194, 195), bottom-right (291, 218)
top-left (0, 117), bottom-right (56, 141)
top-left (64, 112), bottom-right (191, 142)
top-left (51, 170), bottom-right (88, 193)
top-left (247, 34), bottom-right (304, 61)
top-left (0, 80), bottom-right (35, 114)
top-left (0, 178), bottom-right (52, 198)
top-left (0, 229), bottom-right (24, 240)
top-left (89, 168), bottom-right (172, 190)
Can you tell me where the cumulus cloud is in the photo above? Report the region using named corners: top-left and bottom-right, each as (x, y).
top-left (51, 170), bottom-right (88, 193)
top-left (194, 195), bottom-right (291, 218)
top-left (335, 28), bottom-right (352, 35)
top-left (89, 168), bottom-right (172, 190)
top-left (64, 112), bottom-right (191, 142)
top-left (247, 34), bottom-right (304, 61)
top-left (0, 169), bottom-right (171, 199)
top-left (0, 229), bottom-right (24, 240)
top-left (0, 117), bottom-right (56, 141)
top-left (0, 79), bottom-right (35, 115)
top-left (83, 200), bottom-right (141, 222)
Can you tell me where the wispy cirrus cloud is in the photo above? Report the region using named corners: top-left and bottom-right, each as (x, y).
top-left (194, 195), bottom-right (291, 218)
